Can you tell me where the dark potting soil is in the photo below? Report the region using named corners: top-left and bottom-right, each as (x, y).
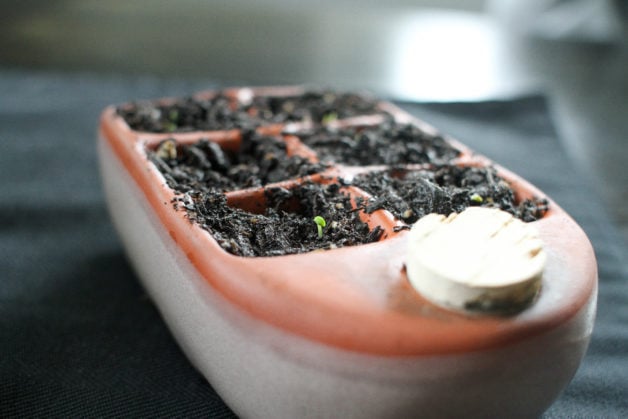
top-left (117, 90), bottom-right (382, 133)
top-left (148, 132), bottom-right (326, 193)
top-left (246, 90), bottom-right (382, 124)
top-left (178, 183), bottom-right (383, 257)
top-left (298, 121), bottom-right (461, 166)
top-left (352, 166), bottom-right (549, 225)
top-left (118, 94), bottom-right (250, 133)
top-left (140, 89), bottom-right (549, 257)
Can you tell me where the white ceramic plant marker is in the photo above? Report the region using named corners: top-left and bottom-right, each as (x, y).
top-left (406, 207), bottom-right (546, 313)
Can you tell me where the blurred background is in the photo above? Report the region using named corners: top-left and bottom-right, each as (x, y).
top-left (1, 0), bottom-right (627, 238)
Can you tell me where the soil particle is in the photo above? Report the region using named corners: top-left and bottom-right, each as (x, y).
top-left (298, 121), bottom-right (461, 166)
top-left (352, 166), bottom-right (549, 224)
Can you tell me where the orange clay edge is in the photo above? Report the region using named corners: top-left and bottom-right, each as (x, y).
top-left (99, 102), bottom-right (597, 356)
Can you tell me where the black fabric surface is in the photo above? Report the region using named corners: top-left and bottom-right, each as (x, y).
top-left (1, 70), bottom-right (626, 418)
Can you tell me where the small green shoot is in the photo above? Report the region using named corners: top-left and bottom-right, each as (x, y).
top-left (164, 109), bottom-right (179, 132)
top-left (321, 112), bottom-right (338, 124)
top-left (313, 216), bottom-right (326, 239)
top-left (470, 193), bottom-right (483, 204)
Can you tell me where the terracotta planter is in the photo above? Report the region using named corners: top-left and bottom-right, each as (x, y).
top-left (98, 87), bottom-right (597, 418)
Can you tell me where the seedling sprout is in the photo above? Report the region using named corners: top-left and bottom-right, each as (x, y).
top-left (321, 112), bottom-right (338, 124)
top-left (470, 193), bottom-right (483, 204)
top-left (313, 216), bottom-right (327, 238)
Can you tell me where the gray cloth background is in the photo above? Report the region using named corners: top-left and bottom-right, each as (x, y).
top-left (1, 70), bottom-right (626, 417)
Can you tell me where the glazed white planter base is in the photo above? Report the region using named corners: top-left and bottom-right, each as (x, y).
top-left (100, 132), bottom-right (595, 418)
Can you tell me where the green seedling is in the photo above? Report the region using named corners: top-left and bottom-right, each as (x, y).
top-left (470, 193), bottom-right (483, 204)
top-left (313, 216), bottom-right (327, 239)
top-left (321, 112), bottom-right (338, 124)
top-left (164, 109), bottom-right (179, 132)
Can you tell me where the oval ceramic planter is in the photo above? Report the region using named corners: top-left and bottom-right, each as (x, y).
top-left (98, 87), bottom-right (597, 418)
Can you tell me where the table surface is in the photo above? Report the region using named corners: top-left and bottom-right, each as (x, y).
top-left (1, 70), bottom-right (627, 417)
